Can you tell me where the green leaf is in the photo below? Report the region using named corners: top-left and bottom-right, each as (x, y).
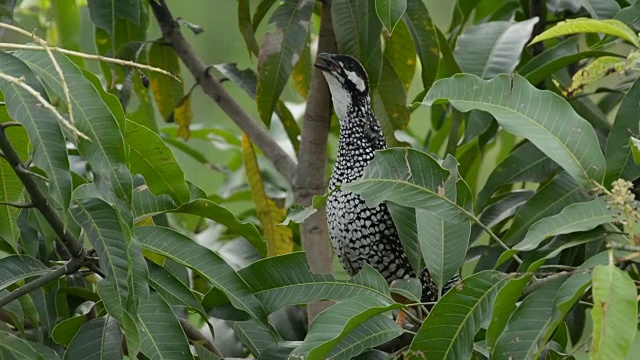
top-left (390, 278), bottom-right (422, 302)
top-left (590, 264), bottom-right (638, 360)
top-left (402, 0), bottom-right (438, 89)
top-left (418, 209), bottom-right (470, 291)
top-left (71, 197), bottom-right (149, 315)
top-left (147, 261), bottom-right (206, 316)
top-left (604, 77), bottom-right (640, 185)
top-left (387, 203), bottom-right (422, 274)
top-left (493, 272), bottom-right (592, 359)
top-left (234, 320), bottom-right (281, 356)
top-left (333, 0), bottom-right (383, 89)
top-left (384, 20), bottom-right (416, 92)
top-left (343, 148), bottom-right (472, 223)
top-left (502, 172), bottom-right (591, 246)
top-left (238, 252), bottom-right (392, 313)
top-left (252, 0), bottom-right (278, 31)
top-left (424, 74), bottom-right (606, 188)
top-left (125, 120), bottom-right (190, 204)
top-left (238, 0), bottom-right (259, 56)
top-left (514, 198), bottom-right (616, 251)
top-left (632, 137), bottom-right (640, 165)
top-left (87, 0), bottom-right (140, 36)
top-left (256, 0), bottom-right (314, 125)
top-left (0, 330), bottom-right (61, 360)
top-left (471, 190), bottom-right (535, 243)
top-left (519, 36), bottom-right (615, 85)
top-left (454, 18), bottom-right (538, 79)
top-left (175, 199), bottom-right (265, 255)
top-left (97, 281), bottom-right (141, 356)
top-left (135, 226), bottom-right (271, 330)
top-left (64, 316), bottom-right (123, 360)
top-left (0, 52), bottom-right (71, 211)
top-left (52, 301), bottom-right (94, 347)
top-left (16, 50), bottom-right (133, 210)
top-left (530, 18), bottom-right (640, 48)
top-left (486, 274), bottom-right (533, 348)
top-left (138, 292), bottom-right (193, 360)
top-left (292, 297), bottom-right (403, 359)
top-left (408, 271), bottom-right (509, 360)
top-left (477, 144), bottom-right (557, 210)
top-left (375, 0), bottom-right (406, 33)
top-left (0, 255), bottom-right (50, 292)
top-left (148, 43), bottom-right (184, 121)
top-left (375, 57), bottom-right (410, 130)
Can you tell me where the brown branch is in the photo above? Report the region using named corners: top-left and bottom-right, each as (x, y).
top-left (0, 127), bottom-right (91, 307)
top-left (0, 129), bottom-right (86, 258)
top-left (0, 259), bottom-right (82, 307)
top-left (178, 317), bottom-right (223, 357)
top-left (148, 0), bottom-right (297, 183)
top-left (292, 0), bottom-right (338, 322)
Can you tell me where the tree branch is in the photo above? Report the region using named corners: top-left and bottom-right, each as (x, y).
top-left (178, 317), bottom-right (223, 357)
top-left (292, 0), bottom-right (338, 322)
top-left (0, 129), bottom-right (86, 258)
top-left (0, 259), bottom-right (82, 307)
top-left (148, 0), bottom-right (297, 183)
top-left (0, 126), bottom-right (91, 306)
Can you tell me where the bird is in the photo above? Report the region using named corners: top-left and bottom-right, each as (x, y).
top-left (315, 53), bottom-right (458, 302)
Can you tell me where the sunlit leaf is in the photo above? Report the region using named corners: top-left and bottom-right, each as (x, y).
top-left (632, 137), bottom-right (640, 165)
top-left (566, 56), bottom-right (625, 97)
top-left (87, 0), bottom-right (140, 36)
top-left (530, 18), bottom-right (639, 47)
top-left (242, 134), bottom-right (292, 257)
top-left (171, 93), bottom-right (193, 141)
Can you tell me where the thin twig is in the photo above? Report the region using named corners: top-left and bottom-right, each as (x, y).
top-left (0, 121), bottom-right (21, 129)
top-left (0, 23), bottom-right (76, 132)
top-left (0, 259), bottom-right (82, 307)
top-left (148, 0), bottom-right (297, 182)
top-left (0, 72), bottom-right (89, 140)
top-left (178, 317), bottom-right (223, 357)
top-left (0, 42), bottom-right (180, 82)
top-left (608, 242), bottom-right (640, 252)
top-left (0, 201), bottom-right (34, 208)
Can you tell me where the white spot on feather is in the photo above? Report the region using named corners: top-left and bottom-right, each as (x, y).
top-left (344, 69), bottom-right (366, 92)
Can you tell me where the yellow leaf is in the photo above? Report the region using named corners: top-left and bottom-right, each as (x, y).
top-left (173, 93), bottom-right (192, 140)
top-left (242, 134), bottom-right (294, 256)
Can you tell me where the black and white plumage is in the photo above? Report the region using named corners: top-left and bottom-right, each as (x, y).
top-left (316, 53), bottom-right (454, 302)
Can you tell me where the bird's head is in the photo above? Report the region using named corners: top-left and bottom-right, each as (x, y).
top-left (315, 53), bottom-right (370, 119)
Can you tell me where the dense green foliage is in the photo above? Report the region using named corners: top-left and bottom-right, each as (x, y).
top-left (0, 0), bottom-right (639, 359)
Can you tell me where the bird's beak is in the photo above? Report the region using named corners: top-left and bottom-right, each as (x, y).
top-left (314, 53), bottom-right (338, 72)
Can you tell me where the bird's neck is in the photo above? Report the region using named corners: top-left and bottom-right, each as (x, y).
top-left (329, 96), bottom-right (387, 190)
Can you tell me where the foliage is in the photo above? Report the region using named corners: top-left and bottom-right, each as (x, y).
top-left (0, 0), bottom-right (639, 359)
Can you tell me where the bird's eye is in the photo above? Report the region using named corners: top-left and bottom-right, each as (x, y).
top-left (344, 62), bottom-right (355, 71)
